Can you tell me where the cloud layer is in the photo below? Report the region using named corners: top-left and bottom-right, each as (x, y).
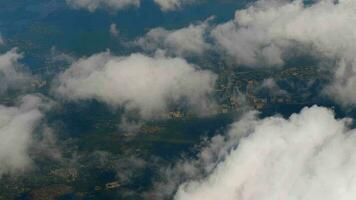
top-left (174, 106), bottom-right (356, 200)
top-left (65, 0), bottom-right (140, 12)
top-left (138, 19), bottom-right (211, 56)
top-left (154, 0), bottom-right (196, 11)
top-left (0, 95), bottom-right (48, 176)
top-left (54, 52), bottom-right (217, 119)
top-left (0, 48), bottom-right (33, 95)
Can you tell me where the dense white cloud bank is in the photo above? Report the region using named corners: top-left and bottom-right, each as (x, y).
top-left (210, 0), bottom-right (356, 105)
top-left (138, 19), bottom-right (212, 56)
top-left (212, 0), bottom-right (356, 66)
top-left (174, 106), bottom-right (356, 200)
top-left (154, 0), bottom-right (196, 11)
top-left (0, 48), bottom-right (33, 94)
top-left (54, 52), bottom-right (217, 119)
top-left (0, 95), bottom-right (48, 176)
top-left (65, 0), bottom-right (140, 12)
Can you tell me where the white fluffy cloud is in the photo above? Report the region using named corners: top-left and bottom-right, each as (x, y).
top-left (65, 0), bottom-right (140, 12)
top-left (212, 0), bottom-right (353, 66)
top-left (211, 0), bottom-right (356, 105)
top-left (325, 60), bottom-right (356, 106)
top-left (138, 19), bottom-right (211, 56)
top-left (0, 95), bottom-right (48, 176)
top-left (0, 48), bottom-right (33, 94)
top-left (174, 106), bottom-right (356, 200)
top-left (154, 0), bottom-right (196, 11)
top-left (54, 52), bottom-right (217, 119)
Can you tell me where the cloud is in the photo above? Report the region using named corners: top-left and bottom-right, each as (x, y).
top-left (210, 0), bottom-right (356, 105)
top-left (0, 34), bottom-right (4, 45)
top-left (173, 105), bottom-right (356, 200)
top-left (0, 48), bottom-right (33, 94)
top-left (53, 51), bottom-right (217, 119)
top-left (66, 0), bottom-right (197, 12)
top-left (216, 0), bottom-right (356, 62)
top-left (137, 18), bottom-right (212, 56)
top-left (260, 78), bottom-right (287, 95)
top-left (0, 95), bottom-right (50, 176)
top-left (154, 0), bottom-right (197, 11)
top-left (144, 111), bottom-right (256, 199)
top-left (30, 125), bottom-right (62, 161)
top-left (110, 23), bottom-right (120, 37)
top-left (65, 0), bottom-right (139, 12)
top-left (50, 46), bottom-right (76, 64)
top-left (325, 59), bottom-right (356, 107)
